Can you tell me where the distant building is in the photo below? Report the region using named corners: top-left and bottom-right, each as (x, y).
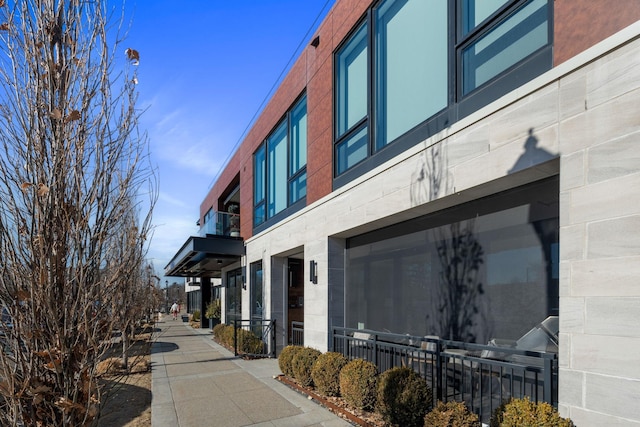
top-left (166, 1), bottom-right (640, 424)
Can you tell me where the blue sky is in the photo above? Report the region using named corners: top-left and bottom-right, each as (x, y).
top-left (123, 1), bottom-right (334, 283)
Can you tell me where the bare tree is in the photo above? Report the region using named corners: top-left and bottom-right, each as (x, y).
top-left (0, 1), bottom-right (155, 425)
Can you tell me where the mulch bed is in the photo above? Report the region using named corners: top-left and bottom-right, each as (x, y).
top-left (275, 374), bottom-right (384, 427)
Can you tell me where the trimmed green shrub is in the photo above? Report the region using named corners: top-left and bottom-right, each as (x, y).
top-left (279, 345), bottom-right (302, 378)
top-left (292, 347), bottom-right (322, 388)
top-left (491, 398), bottom-right (574, 427)
top-left (311, 352), bottom-right (348, 397)
top-left (237, 328), bottom-right (264, 354)
top-left (339, 358), bottom-right (378, 411)
top-left (424, 400), bottom-right (480, 427)
top-left (376, 366), bottom-right (432, 427)
top-left (191, 310), bottom-right (201, 322)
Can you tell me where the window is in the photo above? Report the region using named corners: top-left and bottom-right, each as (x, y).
top-left (333, 0), bottom-right (552, 179)
top-left (460, 0), bottom-right (550, 96)
top-left (267, 121), bottom-right (287, 218)
top-left (344, 177), bottom-right (559, 343)
top-left (253, 145), bottom-right (266, 227)
top-left (254, 95), bottom-right (307, 228)
top-left (250, 261), bottom-right (264, 321)
top-left (289, 95), bottom-right (307, 205)
top-left (375, 0), bottom-right (447, 149)
top-left (335, 23), bottom-right (369, 175)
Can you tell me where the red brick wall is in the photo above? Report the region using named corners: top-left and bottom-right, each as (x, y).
top-left (554, 0), bottom-right (640, 65)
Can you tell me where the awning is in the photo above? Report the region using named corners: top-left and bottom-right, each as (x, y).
top-left (164, 235), bottom-right (244, 278)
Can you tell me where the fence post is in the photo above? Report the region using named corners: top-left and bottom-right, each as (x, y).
top-left (544, 356), bottom-right (553, 404)
top-left (436, 340), bottom-right (443, 401)
top-left (272, 319), bottom-right (276, 358)
top-left (233, 319), bottom-right (238, 357)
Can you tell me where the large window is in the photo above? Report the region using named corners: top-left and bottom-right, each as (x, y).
top-left (375, 0), bottom-right (447, 149)
top-left (334, 0), bottom-right (552, 179)
top-left (344, 177), bottom-right (559, 344)
top-left (254, 95), bottom-right (307, 228)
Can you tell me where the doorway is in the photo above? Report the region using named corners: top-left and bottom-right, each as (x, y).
top-left (287, 258), bottom-right (304, 344)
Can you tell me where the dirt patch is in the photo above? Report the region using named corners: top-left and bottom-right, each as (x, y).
top-left (96, 333), bottom-right (152, 427)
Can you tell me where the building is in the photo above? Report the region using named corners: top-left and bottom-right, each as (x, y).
top-left (166, 1), bottom-right (640, 424)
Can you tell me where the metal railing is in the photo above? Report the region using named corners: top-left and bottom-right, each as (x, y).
top-left (232, 319), bottom-right (276, 358)
top-left (331, 327), bottom-right (557, 424)
top-left (291, 321), bottom-right (304, 346)
top-left (199, 211), bottom-right (240, 237)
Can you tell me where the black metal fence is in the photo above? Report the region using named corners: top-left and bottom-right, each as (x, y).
top-left (331, 327), bottom-right (557, 424)
top-left (232, 319), bottom-right (277, 358)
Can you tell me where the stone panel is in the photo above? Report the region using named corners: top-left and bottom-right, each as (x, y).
top-left (571, 256), bottom-right (640, 297)
top-left (585, 372), bottom-right (640, 422)
top-left (587, 215), bottom-right (640, 259)
top-left (586, 297), bottom-right (640, 338)
top-left (559, 297), bottom-right (584, 333)
top-left (558, 368), bottom-right (584, 408)
top-left (588, 132), bottom-right (640, 184)
top-left (573, 334), bottom-right (640, 379)
top-left (571, 173), bottom-right (640, 224)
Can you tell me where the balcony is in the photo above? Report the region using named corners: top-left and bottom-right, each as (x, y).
top-left (199, 211), bottom-right (240, 238)
top-left (165, 210), bottom-right (244, 278)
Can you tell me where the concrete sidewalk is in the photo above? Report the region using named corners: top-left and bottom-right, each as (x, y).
top-left (151, 315), bottom-right (350, 427)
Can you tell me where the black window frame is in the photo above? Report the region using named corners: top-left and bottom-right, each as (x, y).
top-left (332, 0), bottom-right (553, 188)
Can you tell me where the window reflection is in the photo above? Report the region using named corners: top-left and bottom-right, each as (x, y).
top-left (345, 177), bottom-right (558, 344)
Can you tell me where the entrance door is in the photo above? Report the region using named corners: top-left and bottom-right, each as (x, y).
top-left (287, 258), bottom-right (304, 344)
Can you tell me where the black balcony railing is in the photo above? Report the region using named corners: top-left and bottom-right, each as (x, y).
top-left (232, 319), bottom-right (276, 358)
top-left (331, 327), bottom-right (557, 424)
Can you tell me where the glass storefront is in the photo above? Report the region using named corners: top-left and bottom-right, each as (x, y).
top-left (345, 177), bottom-right (559, 344)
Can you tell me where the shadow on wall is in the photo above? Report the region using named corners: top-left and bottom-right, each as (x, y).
top-left (410, 142), bottom-right (452, 207)
top-left (509, 128), bottom-right (555, 174)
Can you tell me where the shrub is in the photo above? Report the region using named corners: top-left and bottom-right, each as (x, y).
top-left (191, 310), bottom-right (201, 322)
top-left (279, 345), bottom-right (302, 378)
top-left (237, 328), bottom-right (264, 354)
top-left (491, 398), bottom-right (574, 427)
top-left (311, 352), bottom-right (348, 397)
top-left (339, 359), bottom-right (378, 411)
top-left (424, 401), bottom-right (480, 427)
top-left (292, 347), bottom-right (322, 388)
top-left (376, 367), bottom-right (432, 427)
top-left (212, 323), bottom-right (226, 341)
top-left (205, 299), bottom-right (221, 319)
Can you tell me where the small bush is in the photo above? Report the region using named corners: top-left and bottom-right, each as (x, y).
top-left (237, 328), bottom-right (264, 354)
top-left (205, 299), bottom-right (221, 319)
top-left (292, 347), bottom-right (322, 388)
top-left (279, 345), bottom-right (302, 378)
top-left (191, 310), bottom-right (201, 322)
top-left (491, 397), bottom-right (574, 427)
top-left (424, 401), bottom-right (480, 427)
top-left (212, 323), bottom-right (226, 341)
top-left (339, 359), bottom-right (378, 411)
top-left (311, 352), bottom-right (348, 397)
top-left (376, 367), bottom-right (432, 427)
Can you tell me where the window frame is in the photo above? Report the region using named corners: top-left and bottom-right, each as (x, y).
top-left (253, 93), bottom-right (308, 232)
top-left (332, 0), bottom-right (552, 185)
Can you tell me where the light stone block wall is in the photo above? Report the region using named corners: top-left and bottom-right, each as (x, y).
top-left (242, 22), bottom-right (640, 425)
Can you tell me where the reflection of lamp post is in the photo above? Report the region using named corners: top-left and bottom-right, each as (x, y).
top-left (165, 280), bottom-right (169, 314)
